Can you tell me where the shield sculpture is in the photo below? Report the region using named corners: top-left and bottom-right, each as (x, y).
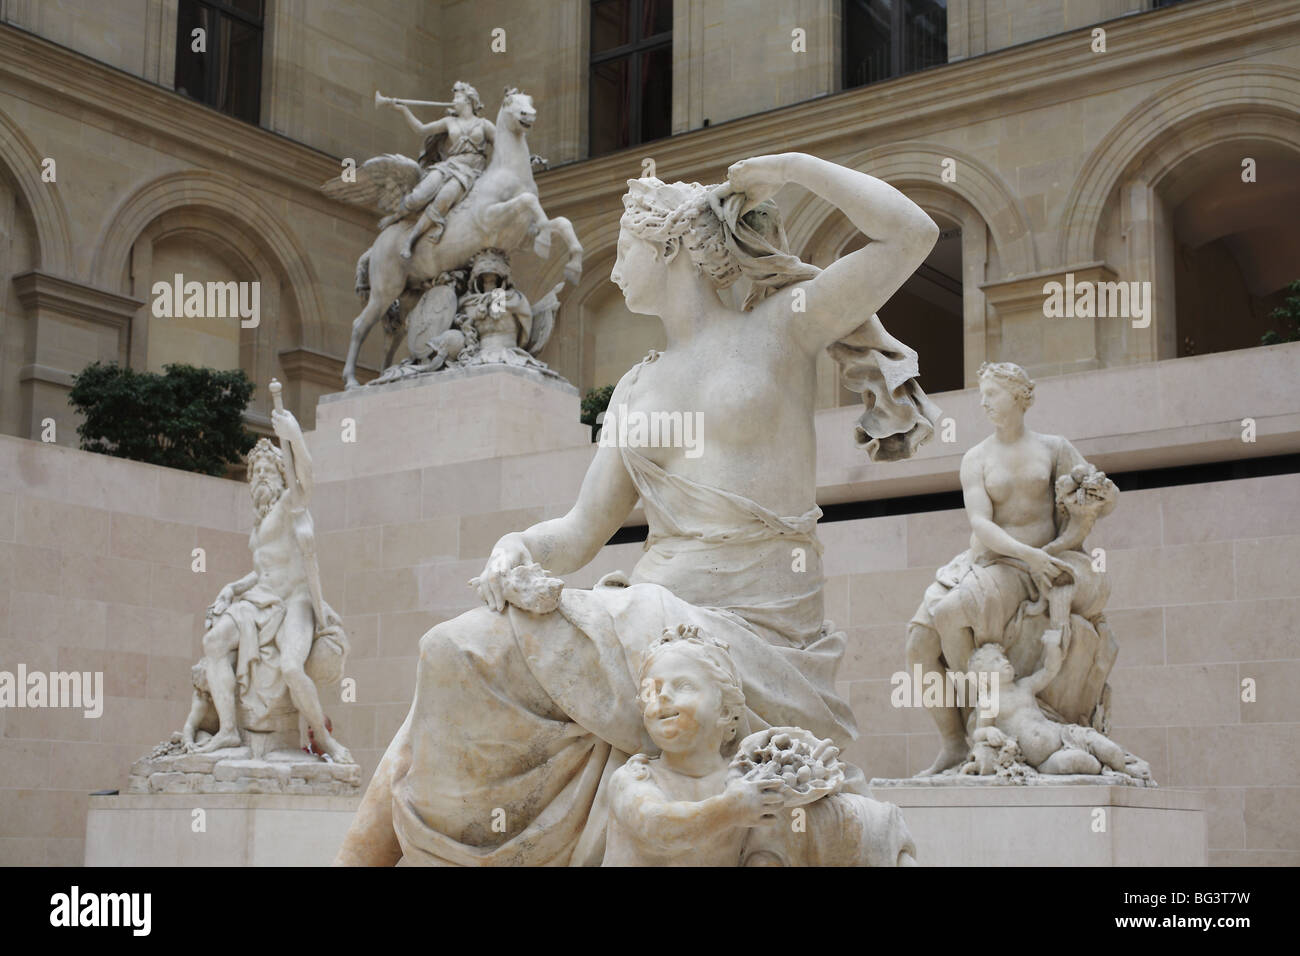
top-left (406, 282), bottom-right (460, 361)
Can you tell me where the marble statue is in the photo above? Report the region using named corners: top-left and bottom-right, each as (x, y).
top-left (375, 82), bottom-right (494, 258)
top-left (370, 247), bottom-right (565, 384)
top-left (604, 625), bottom-right (916, 866)
top-left (334, 151), bottom-right (942, 866)
top-left (322, 85), bottom-right (582, 388)
top-left (962, 633), bottom-right (1150, 780)
top-left (129, 381), bottom-right (358, 794)
top-left (900, 361), bottom-right (1152, 784)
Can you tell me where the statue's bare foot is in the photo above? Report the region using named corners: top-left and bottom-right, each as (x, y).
top-left (344, 376), bottom-right (361, 390)
top-left (918, 739), bottom-right (969, 776)
top-left (193, 729), bottom-right (241, 754)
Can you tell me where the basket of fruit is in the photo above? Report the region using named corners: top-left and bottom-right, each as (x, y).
top-left (729, 727), bottom-right (845, 807)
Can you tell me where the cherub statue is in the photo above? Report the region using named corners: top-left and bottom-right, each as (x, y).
top-left (604, 625), bottom-right (786, 866)
top-left (605, 625), bottom-right (917, 867)
top-left (961, 633), bottom-right (1151, 780)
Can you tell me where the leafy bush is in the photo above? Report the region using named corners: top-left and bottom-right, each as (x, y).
top-left (580, 384), bottom-right (615, 442)
top-left (68, 362), bottom-right (257, 476)
top-left (1261, 279), bottom-right (1300, 345)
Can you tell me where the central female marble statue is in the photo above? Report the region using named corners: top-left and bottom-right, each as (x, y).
top-left (335, 152), bottom-right (942, 865)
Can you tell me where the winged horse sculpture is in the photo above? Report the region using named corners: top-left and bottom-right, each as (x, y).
top-left (322, 88), bottom-right (582, 388)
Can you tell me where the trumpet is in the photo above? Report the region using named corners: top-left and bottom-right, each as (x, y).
top-left (375, 90), bottom-right (455, 109)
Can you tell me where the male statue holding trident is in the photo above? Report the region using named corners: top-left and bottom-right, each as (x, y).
top-left (190, 380), bottom-right (353, 764)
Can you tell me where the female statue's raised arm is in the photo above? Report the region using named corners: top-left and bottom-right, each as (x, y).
top-left (729, 152), bottom-right (938, 349)
top-left (392, 102), bottom-right (449, 138)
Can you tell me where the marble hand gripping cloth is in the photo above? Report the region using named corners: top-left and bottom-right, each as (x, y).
top-left (706, 186), bottom-right (942, 463)
top-left (387, 187), bottom-right (933, 866)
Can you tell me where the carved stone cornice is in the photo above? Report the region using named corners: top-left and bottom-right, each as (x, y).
top-left (0, 23), bottom-right (350, 217)
top-left (12, 270), bottom-right (144, 327)
top-left (981, 262), bottom-right (1119, 316)
top-left (278, 347), bottom-right (377, 387)
top-left (534, 0), bottom-right (1300, 210)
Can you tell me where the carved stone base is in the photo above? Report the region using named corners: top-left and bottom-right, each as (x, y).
top-left (128, 744), bottom-right (361, 795)
top-left (871, 770), bottom-right (1156, 788)
top-left (86, 793), bottom-right (361, 866)
top-left (864, 784), bottom-right (1205, 866)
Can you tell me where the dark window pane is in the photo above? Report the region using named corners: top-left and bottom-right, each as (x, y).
top-left (174, 0), bottom-right (263, 124)
top-left (902, 0), bottom-right (946, 74)
top-left (226, 0), bottom-right (264, 18)
top-left (844, 0), bottom-right (945, 90)
top-left (174, 2), bottom-right (218, 102)
top-left (222, 17), bottom-right (262, 122)
top-left (844, 0), bottom-right (893, 89)
top-left (642, 0), bottom-right (672, 38)
top-left (640, 44), bottom-right (672, 144)
top-left (592, 0), bottom-right (632, 54)
top-left (591, 58), bottom-right (631, 154)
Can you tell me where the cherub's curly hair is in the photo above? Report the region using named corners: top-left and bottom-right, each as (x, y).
top-left (638, 624), bottom-right (747, 756)
top-left (967, 642), bottom-right (1012, 674)
top-left (978, 361), bottom-right (1035, 410)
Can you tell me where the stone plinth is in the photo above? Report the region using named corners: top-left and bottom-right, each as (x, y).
top-left (128, 745), bottom-right (361, 795)
top-left (867, 783), bottom-right (1206, 866)
top-left (85, 794), bottom-right (361, 866)
top-left (308, 364), bottom-right (592, 479)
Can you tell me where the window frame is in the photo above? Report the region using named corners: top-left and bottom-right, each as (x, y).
top-left (174, 0), bottom-right (266, 124)
top-left (588, 0), bottom-right (673, 157)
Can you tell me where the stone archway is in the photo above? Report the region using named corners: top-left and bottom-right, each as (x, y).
top-left (1060, 65), bottom-right (1300, 364)
top-left (0, 106), bottom-right (75, 277)
top-left (89, 170), bottom-right (325, 426)
top-left (788, 150), bottom-right (1013, 392)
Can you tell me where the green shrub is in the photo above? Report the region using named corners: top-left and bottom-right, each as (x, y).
top-left (68, 362), bottom-right (257, 476)
top-left (1261, 279), bottom-right (1300, 345)
top-left (581, 384), bottom-right (615, 442)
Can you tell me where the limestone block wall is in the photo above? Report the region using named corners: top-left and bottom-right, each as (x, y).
top-left (0, 433), bottom-right (253, 865)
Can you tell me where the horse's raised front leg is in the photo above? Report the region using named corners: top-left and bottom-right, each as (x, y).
top-left (483, 194), bottom-right (553, 259)
top-left (547, 216), bottom-right (583, 287)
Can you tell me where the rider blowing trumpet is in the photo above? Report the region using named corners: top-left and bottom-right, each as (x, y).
top-left (376, 82), bottom-right (495, 259)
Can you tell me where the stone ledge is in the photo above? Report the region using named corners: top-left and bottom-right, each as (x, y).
top-left (869, 782), bottom-right (1205, 810)
top-left (128, 746), bottom-right (361, 795)
top-left (318, 361), bottom-right (579, 404)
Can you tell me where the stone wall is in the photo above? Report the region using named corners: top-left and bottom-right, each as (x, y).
top-left (2, 350), bottom-right (1297, 865)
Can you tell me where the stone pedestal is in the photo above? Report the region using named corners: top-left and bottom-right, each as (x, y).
top-left (85, 794), bottom-right (360, 866)
top-left (867, 784), bottom-right (1206, 866)
top-left (308, 364), bottom-right (591, 479)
